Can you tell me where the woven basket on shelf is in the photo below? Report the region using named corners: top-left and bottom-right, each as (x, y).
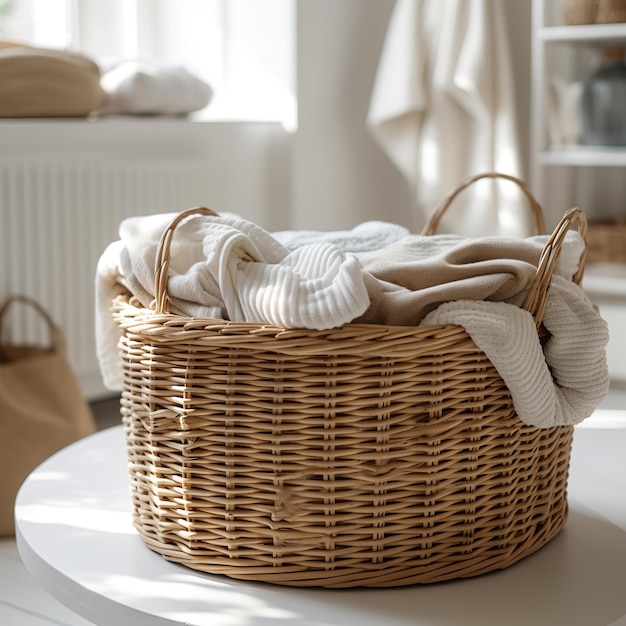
top-left (562, 0), bottom-right (626, 24)
top-left (112, 172), bottom-right (587, 588)
top-left (586, 219), bottom-right (626, 265)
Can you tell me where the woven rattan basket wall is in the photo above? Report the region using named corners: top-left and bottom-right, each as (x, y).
top-left (112, 173), bottom-right (587, 588)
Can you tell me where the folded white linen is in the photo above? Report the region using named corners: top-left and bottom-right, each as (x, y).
top-left (421, 275), bottom-right (609, 427)
top-left (96, 212), bottom-right (371, 390)
top-left (98, 61), bottom-right (213, 115)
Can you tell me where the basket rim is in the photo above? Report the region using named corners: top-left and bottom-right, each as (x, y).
top-left (111, 292), bottom-right (479, 357)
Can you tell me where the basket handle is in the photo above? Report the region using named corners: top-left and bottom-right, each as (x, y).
top-left (154, 206), bottom-right (218, 314)
top-left (0, 294), bottom-right (63, 351)
top-left (421, 172), bottom-right (547, 236)
top-left (522, 207), bottom-right (588, 328)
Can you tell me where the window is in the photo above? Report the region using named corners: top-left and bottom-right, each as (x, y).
top-left (0, 0), bottom-right (296, 128)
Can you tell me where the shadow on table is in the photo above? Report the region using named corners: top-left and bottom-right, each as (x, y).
top-left (100, 502), bottom-right (623, 626)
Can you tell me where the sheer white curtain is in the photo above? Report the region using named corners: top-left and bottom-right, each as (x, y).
top-left (2, 0), bottom-right (296, 126)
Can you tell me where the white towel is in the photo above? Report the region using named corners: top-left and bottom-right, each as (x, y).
top-left (273, 221), bottom-right (411, 252)
top-left (422, 275), bottom-right (609, 427)
top-left (96, 212), bottom-right (371, 389)
top-left (95, 240), bottom-right (129, 391)
top-left (98, 61), bottom-right (213, 115)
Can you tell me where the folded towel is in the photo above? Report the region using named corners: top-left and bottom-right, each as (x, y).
top-left (355, 231), bottom-right (585, 325)
top-left (422, 275), bottom-right (609, 427)
top-left (98, 61), bottom-right (213, 115)
top-left (96, 212), bottom-right (371, 389)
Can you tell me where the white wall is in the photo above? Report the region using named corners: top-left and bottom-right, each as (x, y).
top-left (291, 0), bottom-right (533, 232)
top-left (502, 0), bottom-right (532, 181)
top-left (292, 0), bottom-right (412, 231)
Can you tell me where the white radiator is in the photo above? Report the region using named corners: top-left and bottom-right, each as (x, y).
top-left (1, 119), bottom-right (290, 400)
top-left (0, 149), bottom-right (283, 400)
top-left (0, 156), bottom-right (222, 398)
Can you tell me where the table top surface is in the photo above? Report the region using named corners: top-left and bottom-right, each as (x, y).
top-left (15, 412), bottom-right (626, 626)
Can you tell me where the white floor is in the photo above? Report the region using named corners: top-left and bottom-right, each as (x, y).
top-left (0, 538), bottom-right (95, 626)
top-left (2, 389), bottom-right (625, 626)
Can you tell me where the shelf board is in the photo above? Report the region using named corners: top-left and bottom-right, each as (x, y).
top-left (539, 22), bottom-right (626, 44)
top-left (538, 147), bottom-right (626, 167)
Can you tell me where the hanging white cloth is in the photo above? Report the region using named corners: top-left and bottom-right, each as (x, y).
top-left (368, 0), bottom-right (527, 236)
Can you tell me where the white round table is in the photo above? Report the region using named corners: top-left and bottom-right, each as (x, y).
top-left (15, 413), bottom-right (626, 626)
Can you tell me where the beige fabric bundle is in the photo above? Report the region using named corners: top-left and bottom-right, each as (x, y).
top-left (0, 45), bottom-right (104, 117)
top-left (355, 231), bottom-right (586, 326)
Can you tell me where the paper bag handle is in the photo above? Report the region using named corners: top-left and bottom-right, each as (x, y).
top-left (0, 295), bottom-right (63, 352)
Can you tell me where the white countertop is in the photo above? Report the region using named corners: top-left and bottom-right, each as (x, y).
top-left (15, 413), bottom-right (626, 626)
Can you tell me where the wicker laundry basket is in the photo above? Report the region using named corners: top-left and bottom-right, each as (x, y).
top-left (112, 173), bottom-right (587, 588)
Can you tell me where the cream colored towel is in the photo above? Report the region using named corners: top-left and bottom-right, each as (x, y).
top-left (96, 212), bottom-right (371, 389)
top-left (422, 275), bottom-right (609, 427)
top-left (355, 231), bottom-right (585, 326)
top-left (117, 212), bottom-right (370, 326)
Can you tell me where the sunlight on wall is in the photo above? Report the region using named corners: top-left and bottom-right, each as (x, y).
top-left (2, 0), bottom-right (296, 127)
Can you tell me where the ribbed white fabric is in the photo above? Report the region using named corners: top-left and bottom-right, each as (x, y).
top-left (96, 212), bottom-right (371, 389)
top-left (422, 275), bottom-right (609, 427)
top-left (117, 213), bottom-right (370, 327)
top-left (237, 243), bottom-right (369, 329)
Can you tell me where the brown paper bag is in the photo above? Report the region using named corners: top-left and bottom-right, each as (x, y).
top-left (0, 295), bottom-right (96, 536)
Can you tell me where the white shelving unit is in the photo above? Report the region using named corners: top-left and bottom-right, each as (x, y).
top-left (531, 0), bottom-right (626, 221)
top-left (537, 146), bottom-right (626, 167)
top-left (531, 0), bottom-right (626, 383)
top-left (538, 21), bottom-right (626, 43)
